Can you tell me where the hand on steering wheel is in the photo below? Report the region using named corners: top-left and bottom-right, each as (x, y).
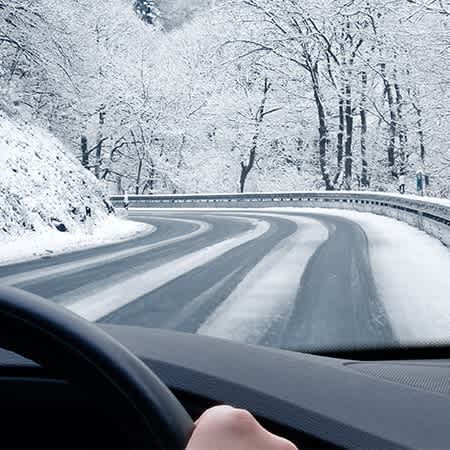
top-left (187, 405), bottom-right (298, 450)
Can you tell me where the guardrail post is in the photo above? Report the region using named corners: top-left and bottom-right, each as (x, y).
top-left (417, 210), bottom-right (424, 231)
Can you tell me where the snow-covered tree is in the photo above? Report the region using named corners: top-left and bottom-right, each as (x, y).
top-left (1, 0), bottom-right (448, 196)
top-left (134, 0), bottom-right (161, 25)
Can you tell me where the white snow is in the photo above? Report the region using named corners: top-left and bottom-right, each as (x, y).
top-left (0, 216), bottom-right (208, 284)
top-left (0, 113), bottom-right (153, 264)
top-left (198, 214), bottom-right (328, 343)
top-left (0, 215), bottom-right (153, 267)
top-left (67, 216), bottom-right (270, 321)
top-left (268, 207), bottom-right (450, 345)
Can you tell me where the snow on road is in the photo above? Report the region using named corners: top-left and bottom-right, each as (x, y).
top-left (270, 207), bottom-right (450, 345)
top-left (198, 214), bottom-right (328, 344)
top-left (68, 216), bottom-right (270, 321)
top-left (0, 215), bottom-right (153, 267)
top-left (0, 216), bottom-right (209, 286)
top-left (4, 203), bottom-right (450, 348)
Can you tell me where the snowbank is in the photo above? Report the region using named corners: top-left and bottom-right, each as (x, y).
top-left (0, 113), bottom-right (111, 238)
top-left (0, 114), bottom-right (151, 263)
top-left (0, 215), bottom-right (152, 266)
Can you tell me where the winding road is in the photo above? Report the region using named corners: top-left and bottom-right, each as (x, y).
top-left (0, 209), bottom-right (397, 351)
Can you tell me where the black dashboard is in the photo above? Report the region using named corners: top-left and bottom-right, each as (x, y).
top-left (2, 325), bottom-right (450, 449)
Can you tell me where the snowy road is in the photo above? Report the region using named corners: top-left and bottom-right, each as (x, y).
top-left (1, 208), bottom-right (449, 351)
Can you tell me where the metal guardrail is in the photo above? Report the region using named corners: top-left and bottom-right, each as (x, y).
top-left (109, 192), bottom-right (450, 246)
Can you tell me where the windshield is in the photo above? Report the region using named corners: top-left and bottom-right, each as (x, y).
top-left (0, 0), bottom-right (449, 355)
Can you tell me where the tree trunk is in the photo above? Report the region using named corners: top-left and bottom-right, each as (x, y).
top-left (360, 71), bottom-right (369, 188)
top-left (334, 91), bottom-right (345, 185)
top-left (81, 135), bottom-right (89, 168)
top-left (95, 107), bottom-right (106, 179)
top-left (135, 158), bottom-right (143, 194)
top-left (381, 64), bottom-right (397, 173)
top-left (148, 157), bottom-right (155, 193)
top-left (310, 64), bottom-right (333, 191)
top-left (344, 81), bottom-right (353, 189)
top-left (239, 77), bottom-right (271, 193)
top-left (240, 147), bottom-right (256, 193)
top-left (417, 106), bottom-right (425, 163)
top-left (394, 79), bottom-right (407, 173)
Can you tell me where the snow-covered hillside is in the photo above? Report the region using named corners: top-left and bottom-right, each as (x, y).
top-left (0, 114), bottom-right (150, 264)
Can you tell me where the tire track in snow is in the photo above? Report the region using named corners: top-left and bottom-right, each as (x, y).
top-left (25, 214), bottom-right (253, 304)
top-left (99, 213), bottom-right (298, 330)
top-left (272, 209), bottom-right (396, 351)
top-left (0, 217), bottom-right (209, 286)
top-left (67, 216), bottom-right (271, 321)
top-left (197, 214), bottom-right (328, 345)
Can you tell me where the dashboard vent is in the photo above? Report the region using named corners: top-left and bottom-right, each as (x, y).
top-left (347, 362), bottom-right (450, 397)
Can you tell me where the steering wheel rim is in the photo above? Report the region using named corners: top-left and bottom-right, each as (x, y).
top-left (0, 286), bottom-right (194, 449)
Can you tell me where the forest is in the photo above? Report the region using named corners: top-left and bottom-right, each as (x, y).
top-left (1, 0), bottom-right (448, 196)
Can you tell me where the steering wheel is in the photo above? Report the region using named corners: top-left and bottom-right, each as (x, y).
top-left (0, 286), bottom-right (194, 449)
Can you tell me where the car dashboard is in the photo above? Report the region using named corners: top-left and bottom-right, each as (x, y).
top-left (1, 325), bottom-right (450, 449)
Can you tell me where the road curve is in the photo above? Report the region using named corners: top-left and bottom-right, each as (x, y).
top-left (0, 209), bottom-right (397, 352)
